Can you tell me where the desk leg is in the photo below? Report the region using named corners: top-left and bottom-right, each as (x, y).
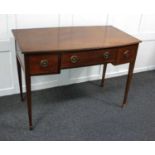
top-left (16, 57), bottom-right (24, 101)
top-left (25, 56), bottom-right (33, 130)
top-left (122, 61), bottom-right (135, 107)
top-left (101, 63), bottom-right (107, 87)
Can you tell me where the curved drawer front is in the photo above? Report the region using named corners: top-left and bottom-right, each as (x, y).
top-left (28, 54), bottom-right (59, 75)
top-left (61, 49), bottom-right (116, 69)
top-left (116, 45), bottom-right (138, 64)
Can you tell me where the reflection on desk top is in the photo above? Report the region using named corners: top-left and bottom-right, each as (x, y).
top-left (12, 26), bottom-right (141, 53)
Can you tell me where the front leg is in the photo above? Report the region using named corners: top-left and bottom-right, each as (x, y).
top-left (101, 63), bottom-right (107, 87)
top-left (16, 57), bottom-right (24, 101)
top-left (24, 55), bottom-right (33, 130)
top-left (122, 61), bottom-right (135, 107)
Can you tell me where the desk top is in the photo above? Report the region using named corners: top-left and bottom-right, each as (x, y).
top-left (12, 26), bottom-right (141, 53)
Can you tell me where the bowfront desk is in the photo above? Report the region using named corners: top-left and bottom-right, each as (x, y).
top-left (12, 26), bottom-right (141, 130)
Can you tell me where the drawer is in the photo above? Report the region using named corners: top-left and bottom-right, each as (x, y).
top-left (116, 45), bottom-right (138, 64)
top-left (28, 54), bottom-right (60, 75)
top-left (61, 49), bottom-right (116, 69)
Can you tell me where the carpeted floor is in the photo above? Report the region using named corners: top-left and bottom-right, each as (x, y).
top-left (0, 71), bottom-right (155, 141)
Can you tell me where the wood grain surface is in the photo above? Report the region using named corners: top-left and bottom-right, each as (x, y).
top-left (12, 26), bottom-right (141, 53)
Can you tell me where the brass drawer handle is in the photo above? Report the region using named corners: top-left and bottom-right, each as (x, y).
top-left (124, 50), bottom-right (129, 58)
top-left (40, 59), bottom-right (49, 67)
top-left (103, 52), bottom-right (110, 59)
top-left (70, 55), bottom-right (79, 63)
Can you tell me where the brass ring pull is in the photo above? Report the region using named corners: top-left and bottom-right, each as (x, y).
top-left (70, 55), bottom-right (79, 63)
top-left (40, 59), bottom-right (49, 67)
top-left (103, 52), bottom-right (110, 59)
top-left (124, 50), bottom-right (129, 58)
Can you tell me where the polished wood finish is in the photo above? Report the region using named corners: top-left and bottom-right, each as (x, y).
top-left (122, 62), bottom-right (136, 107)
top-left (101, 63), bottom-right (107, 87)
top-left (12, 26), bottom-right (140, 53)
top-left (122, 45), bottom-right (138, 107)
top-left (24, 55), bottom-right (33, 130)
top-left (16, 57), bottom-right (24, 101)
top-left (28, 54), bottom-right (60, 75)
top-left (116, 45), bottom-right (138, 64)
top-left (13, 26), bottom-right (141, 130)
top-left (61, 49), bottom-right (116, 69)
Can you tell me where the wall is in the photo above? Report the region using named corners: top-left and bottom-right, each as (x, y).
top-left (0, 14), bottom-right (155, 97)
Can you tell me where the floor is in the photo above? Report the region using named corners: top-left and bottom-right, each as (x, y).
top-left (0, 71), bottom-right (155, 141)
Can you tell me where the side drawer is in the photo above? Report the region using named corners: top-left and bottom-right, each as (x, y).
top-left (61, 49), bottom-right (116, 69)
top-left (116, 45), bottom-right (138, 64)
top-left (28, 54), bottom-right (60, 75)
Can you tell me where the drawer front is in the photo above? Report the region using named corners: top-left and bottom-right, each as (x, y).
top-left (61, 49), bottom-right (116, 69)
top-left (116, 45), bottom-right (138, 64)
top-left (28, 54), bottom-right (60, 75)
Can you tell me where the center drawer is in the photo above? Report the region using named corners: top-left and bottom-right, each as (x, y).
top-left (61, 49), bottom-right (116, 69)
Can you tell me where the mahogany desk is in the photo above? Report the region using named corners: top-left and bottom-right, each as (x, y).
top-left (12, 26), bottom-right (141, 130)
